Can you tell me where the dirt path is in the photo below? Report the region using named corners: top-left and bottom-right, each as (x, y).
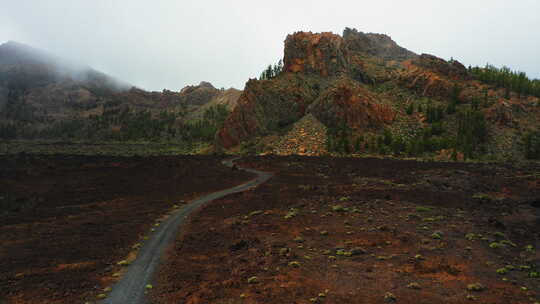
top-left (101, 158), bottom-right (272, 304)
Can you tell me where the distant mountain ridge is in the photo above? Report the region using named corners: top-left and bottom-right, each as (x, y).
top-left (0, 41), bottom-right (241, 143)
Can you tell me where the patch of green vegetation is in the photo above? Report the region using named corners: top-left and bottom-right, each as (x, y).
top-left (472, 193), bottom-right (492, 200)
top-left (466, 294), bottom-right (477, 301)
top-left (522, 129), bottom-right (540, 160)
top-left (284, 208), bottom-right (300, 219)
top-left (431, 232), bottom-right (442, 239)
top-left (332, 205), bottom-right (347, 212)
top-left (496, 268), bottom-right (508, 275)
top-left (288, 261), bottom-right (301, 268)
top-left (489, 242), bottom-right (502, 249)
top-left (293, 236), bottom-right (304, 243)
top-left (467, 283), bottom-right (485, 292)
top-left (465, 233), bottom-right (476, 241)
top-left (493, 232), bottom-right (506, 238)
top-left (336, 249), bottom-right (353, 257)
top-left (416, 206), bottom-right (433, 213)
top-left (470, 64), bottom-right (540, 98)
top-left (384, 292), bottom-right (397, 302)
top-left (117, 260), bottom-right (130, 266)
top-left (499, 240), bottom-right (516, 247)
top-left (528, 272), bottom-right (539, 278)
top-left (247, 276), bottom-right (259, 284)
top-left (249, 210), bottom-right (264, 217)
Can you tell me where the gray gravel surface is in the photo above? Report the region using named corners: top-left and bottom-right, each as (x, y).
top-left (101, 158), bottom-right (272, 304)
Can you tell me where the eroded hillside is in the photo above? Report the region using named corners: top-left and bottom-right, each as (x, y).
top-left (217, 29), bottom-right (540, 160)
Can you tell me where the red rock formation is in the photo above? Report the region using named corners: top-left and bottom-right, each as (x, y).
top-left (216, 75), bottom-right (320, 148)
top-left (398, 59), bottom-right (463, 100)
top-left (309, 78), bottom-right (395, 130)
top-left (283, 32), bottom-right (349, 77)
top-left (215, 82), bottom-right (259, 148)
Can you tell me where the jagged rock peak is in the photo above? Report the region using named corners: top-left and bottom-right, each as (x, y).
top-left (342, 27), bottom-right (418, 61)
top-left (282, 28), bottom-right (418, 77)
top-left (283, 31), bottom-right (349, 77)
top-left (180, 81), bottom-right (216, 94)
top-left (198, 81), bottom-right (215, 89)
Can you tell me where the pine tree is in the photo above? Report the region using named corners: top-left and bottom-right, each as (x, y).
top-left (406, 103), bottom-right (414, 115)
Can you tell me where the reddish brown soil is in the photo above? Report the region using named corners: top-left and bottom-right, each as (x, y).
top-left (154, 156), bottom-right (540, 304)
top-left (0, 154), bottom-right (253, 304)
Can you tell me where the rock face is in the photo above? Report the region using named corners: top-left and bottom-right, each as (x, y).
top-left (283, 32), bottom-right (349, 77)
top-left (308, 78), bottom-right (395, 130)
top-left (343, 28), bottom-right (418, 62)
top-left (216, 75), bottom-right (320, 148)
top-left (396, 53), bottom-right (473, 100)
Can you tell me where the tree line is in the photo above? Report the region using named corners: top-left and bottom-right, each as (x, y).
top-left (327, 106), bottom-right (489, 160)
top-left (0, 103), bottom-right (230, 144)
top-left (469, 64), bottom-right (540, 98)
top-left (259, 60), bottom-right (283, 80)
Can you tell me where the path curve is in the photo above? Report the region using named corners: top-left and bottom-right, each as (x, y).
top-left (101, 157), bottom-right (272, 304)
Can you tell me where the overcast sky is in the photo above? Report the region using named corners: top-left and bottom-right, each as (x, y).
top-left (0, 0), bottom-right (539, 91)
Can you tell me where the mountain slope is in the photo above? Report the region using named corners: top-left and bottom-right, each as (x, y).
top-left (0, 41), bottom-right (241, 143)
top-left (216, 28), bottom-right (540, 160)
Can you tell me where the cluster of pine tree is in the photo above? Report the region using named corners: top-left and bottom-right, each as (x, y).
top-left (326, 123), bottom-right (353, 153)
top-left (470, 64), bottom-right (540, 98)
top-left (183, 105), bottom-right (229, 141)
top-left (522, 130), bottom-right (540, 160)
top-left (455, 108), bottom-right (488, 158)
top-left (259, 60), bottom-right (283, 80)
top-left (327, 105), bottom-right (489, 160)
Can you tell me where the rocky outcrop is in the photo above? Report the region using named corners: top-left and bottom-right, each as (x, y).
top-left (217, 29), bottom-right (414, 148)
top-left (415, 54), bottom-right (469, 79)
top-left (343, 28), bottom-right (418, 62)
top-left (283, 32), bottom-right (349, 77)
top-left (394, 54), bottom-right (471, 100)
top-left (308, 78), bottom-right (395, 130)
top-left (178, 81), bottom-right (220, 106)
top-left (216, 75), bottom-right (321, 148)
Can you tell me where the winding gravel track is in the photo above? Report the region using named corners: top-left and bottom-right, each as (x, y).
top-left (101, 158), bottom-right (272, 304)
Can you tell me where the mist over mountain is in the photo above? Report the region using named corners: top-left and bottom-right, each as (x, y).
top-left (0, 41), bottom-right (241, 143)
top-left (0, 41), bottom-right (129, 96)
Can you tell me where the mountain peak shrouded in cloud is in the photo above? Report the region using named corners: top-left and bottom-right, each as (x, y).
top-left (0, 40), bottom-right (130, 91)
